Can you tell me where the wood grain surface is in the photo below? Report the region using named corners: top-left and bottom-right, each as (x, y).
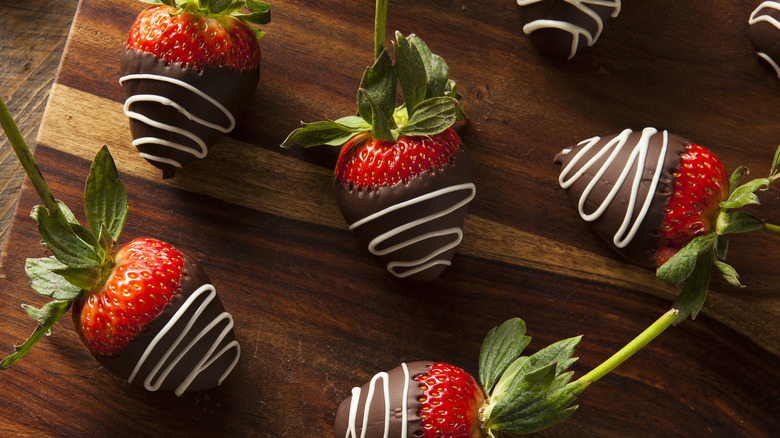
top-left (1, 0), bottom-right (780, 436)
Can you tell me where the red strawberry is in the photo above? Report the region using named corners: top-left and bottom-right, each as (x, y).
top-left (333, 319), bottom-right (586, 437)
top-left (283, 31), bottom-right (476, 280)
top-left (0, 98), bottom-right (239, 395)
top-left (415, 363), bottom-right (485, 437)
top-left (655, 144), bottom-right (727, 266)
top-left (120, 1), bottom-right (270, 178)
top-left (73, 237), bottom-right (185, 355)
top-left (555, 127), bottom-right (780, 321)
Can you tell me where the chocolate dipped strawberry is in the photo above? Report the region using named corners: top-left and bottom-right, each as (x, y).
top-left (0, 97), bottom-right (239, 396)
top-left (120, 0), bottom-right (271, 178)
top-left (282, 3), bottom-right (475, 280)
top-left (555, 127), bottom-right (780, 321)
top-left (749, 1), bottom-right (780, 78)
top-left (335, 311), bottom-right (684, 437)
top-left (516, 0), bottom-right (621, 59)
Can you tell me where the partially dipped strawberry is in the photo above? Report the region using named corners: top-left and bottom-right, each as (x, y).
top-left (0, 98), bottom-right (239, 395)
top-left (334, 319), bottom-right (586, 437)
top-left (120, 0), bottom-right (270, 178)
top-left (555, 127), bottom-right (780, 321)
top-left (283, 28), bottom-right (475, 280)
top-left (554, 128), bottom-right (728, 268)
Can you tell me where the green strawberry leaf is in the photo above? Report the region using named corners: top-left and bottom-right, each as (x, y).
top-left (656, 233), bottom-right (717, 285)
top-left (31, 205), bottom-right (100, 269)
top-left (393, 33), bottom-right (428, 118)
top-left (357, 49), bottom-right (396, 128)
top-left (720, 177), bottom-right (773, 209)
top-left (478, 318), bottom-right (531, 393)
top-left (483, 336), bottom-right (583, 435)
top-left (769, 144), bottom-right (780, 176)
top-left (236, 0), bottom-right (271, 30)
top-left (713, 258), bottom-right (742, 288)
top-left (715, 211), bottom-right (766, 235)
top-left (281, 120), bottom-right (368, 149)
top-left (672, 250), bottom-right (713, 323)
top-left (715, 236), bottom-right (728, 260)
top-left (358, 88), bottom-right (395, 142)
top-left (24, 257), bottom-right (84, 301)
top-left (728, 166), bottom-right (748, 196)
top-left (409, 33), bottom-right (449, 101)
top-left (0, 300), bottom-right (72, 370)
top-left (397, 97), bottom-right (459, 137)
top-left (84, 146), bottom-right (127, 246)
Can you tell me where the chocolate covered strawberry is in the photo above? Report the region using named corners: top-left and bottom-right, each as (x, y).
top-left (120, 0), bottom-right (271, 178)
top-left (282, 3), bottom-right (475, 280)
top-left (335, 312), bottom-right (682, 436)
top-left (0, 97), bottom-right (239, 396)
top-left (516, 0), bottom-right (622, 59)
top-left (555, 127), bottom-right (780, 321)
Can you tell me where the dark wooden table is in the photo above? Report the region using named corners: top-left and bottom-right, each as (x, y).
top-left (1, 0), bottom-right (780, 436)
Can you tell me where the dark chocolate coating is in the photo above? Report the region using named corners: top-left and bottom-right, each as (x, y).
top-left (517, 0), bottom-right (621, 59)
top-left (334, 148), bottom-right (475, 281)
top-left (748, 2), bottom-right (780, 78)
top-left (74, 256), bottom-right (240, 396)
top-left (554, 128), bottom-right (688, 268)
top-left (120, 47), bottom-right (260, 178)
top-left (333, 361), bottom-right (433, 438)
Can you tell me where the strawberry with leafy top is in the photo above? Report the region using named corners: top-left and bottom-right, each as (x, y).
top-left (120, 0), bottom-right (271, 178)
top-left (334, 312), bottom-right (684, 437)
top-left (0, 97), bottom-right (240, 396)
top-left (282, 2), bottom-right (475, 281)
top-left (555, 127), bottom-right (780, 322)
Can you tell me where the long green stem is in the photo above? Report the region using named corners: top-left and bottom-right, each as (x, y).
top-left (761, 222), bottom-right (780, 236)
top-left (573, 308), bottom-right (678, 394)
top-left (0, 96), bottom-right (71, 232)
top-left (374, 0), bottom-right (388, 60)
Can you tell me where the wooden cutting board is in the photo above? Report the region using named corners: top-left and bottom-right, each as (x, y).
top-left (1, 0), bottom-right (779, 436)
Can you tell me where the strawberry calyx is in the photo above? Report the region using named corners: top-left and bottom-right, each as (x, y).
top-left (657, 144), bottom-right (780, 323)
top-left (140, 0), bottom-right (271, 37)
top-left (0, 96), bottom-right (130, 369)
top-left (475, 311), bottom-right (678, 436)
top-left (280, 0), bottom-right (464, 150)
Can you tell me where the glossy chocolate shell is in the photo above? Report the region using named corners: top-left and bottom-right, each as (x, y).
top-left (334, 361), bottom-right (433, 438)
top-left (749, 2), bottom-right (780, 78)
top-left (119, 47), bottom-right (260, 178)
top-left (517, 0), bottom-right (621, 59)
top-left (334, 148), bottom-right (475, 281)
top-left (554, 128), bottom-right (688, 267)
top-left (74, 256), bottom-right (240, 396)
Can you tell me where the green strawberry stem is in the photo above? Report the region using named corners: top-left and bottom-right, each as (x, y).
top-left (0, 97), bottom-right (71, 232)
top-left (0, 95), bottom-right (128, 369)
top-left (573, 308), bottom-right (677, 393)
top-left (374, 0), bottom-right (387, 60)
top-left (761, 222), bottom-right (780, 236)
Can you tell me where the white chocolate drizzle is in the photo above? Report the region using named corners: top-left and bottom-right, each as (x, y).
top-left (516, 0), bottom-right (621, 59)
top-left (127, 283), bottom-right (241, 397)
top-left (558, 127), bottom-right (668, 249)
top-left (119, 73), bottom-right (236, 169)
top-left (349, 182), bottom-right (477, 279)
top-left (749, 1), bottom-right (780, 78)
top-left (344, 362), bottom-right (411, 438)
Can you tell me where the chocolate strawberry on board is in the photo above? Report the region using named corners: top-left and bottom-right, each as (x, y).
top-left (120, 0), bottom-right (271, 178)
top-left (555, 127), bottom-right (780, 322)
top-left (334, 313), bottom-right (679, 437)
top-left (0, 97), bottom-right (240, 396)
top-left (282, 1), bottom-right (475, 281)
top-left (516, 0), bottom-right (622, 60)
